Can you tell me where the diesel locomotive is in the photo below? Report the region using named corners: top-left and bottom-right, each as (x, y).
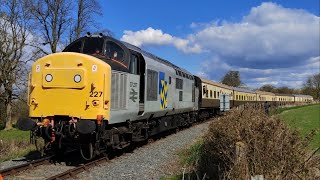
top-left (17, 34), bottom-right (313, 160)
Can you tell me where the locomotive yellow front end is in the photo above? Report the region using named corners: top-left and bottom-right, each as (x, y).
top-left (20, 52), bottom-right (111, 158)
top-left (29, 52), bottom-right (111, 120)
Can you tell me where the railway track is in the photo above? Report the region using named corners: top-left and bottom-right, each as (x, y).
top-left (0, 119), bottom-right (213, 180)
top-left (0, 155), bottom-right (54, 178)
top-left (46, 157), bottom-right (108, 180)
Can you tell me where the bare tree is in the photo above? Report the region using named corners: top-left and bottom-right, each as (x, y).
top-left (276, 86), bottom-right (294, 94)
top-left (28, 0), bottom-right (72, 54)
top-left (302, 73), bottom-right (320, 100)
top-left (68, 0), bottom-right (101, 42)
top-left (66, 0), bottom-right (114, 44)
top-left (0, 0), bottom-right (31, 129)
top-left (259, 84), bottom-right (276, 92)
top-left (221, 70), bottom-right (243, 87)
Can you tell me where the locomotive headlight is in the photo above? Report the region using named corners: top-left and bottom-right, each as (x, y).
top-left (45, 74), bottom-right (53, 82)
top-left (74, 74), bottom-right (81, 83)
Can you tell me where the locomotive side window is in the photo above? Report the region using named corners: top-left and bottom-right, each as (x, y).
top-left (192, 83), bottom-right (195, 102)
top-left (130, 55), bottom-right (138, 74)
top-left (176, 78), bottom-right (183, 89)
top-left (147, 69), bottom-right (158, 101)
top-left (179, 91), bottom-right (183, 101)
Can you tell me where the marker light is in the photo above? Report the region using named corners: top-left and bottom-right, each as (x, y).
top-left (45, 74), bottom-right (53, 82)
top-left (74, 74), bottom-right (81, 83)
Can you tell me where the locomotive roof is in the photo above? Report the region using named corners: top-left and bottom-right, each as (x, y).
top-left (121, 41), bottom-right (191, 74)
top-left (74, 34), bottom-right (189, 74)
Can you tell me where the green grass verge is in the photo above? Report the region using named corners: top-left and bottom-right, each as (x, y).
top-left (278, 104), bottom-right (320, 150)
top-left (0, 128), bottom-right (36, 162)
top-left (271, 103), bottom-right (318, 115)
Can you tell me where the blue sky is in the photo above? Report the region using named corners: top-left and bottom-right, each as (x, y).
top-left (99, 0), bottom-right (319, 88)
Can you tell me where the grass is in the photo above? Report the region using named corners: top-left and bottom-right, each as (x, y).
top-left (178, 140), bottom-right (203, 166)
top-left (278, 104), bottom-right (320, 150)
top-left (0, 128), bottom-right (36, 162)
top-left (271, 103), bottom-right (318, 115)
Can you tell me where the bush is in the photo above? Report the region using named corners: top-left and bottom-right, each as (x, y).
top-left (194, 106), bottom-right (320, 179)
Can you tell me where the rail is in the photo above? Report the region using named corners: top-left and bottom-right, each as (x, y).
top-left (0, 155), bottom-right (54, 177)
top-left (46, 157), bottom-right (108, 180)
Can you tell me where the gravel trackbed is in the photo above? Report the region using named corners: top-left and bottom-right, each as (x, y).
top-left (77, 121), bottom-right (211, 180)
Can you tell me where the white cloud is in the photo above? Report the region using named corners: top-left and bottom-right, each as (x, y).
top-left (121, 2), bottom-right (319, 88)
top-left (121, 27), bottom-right (202, 53)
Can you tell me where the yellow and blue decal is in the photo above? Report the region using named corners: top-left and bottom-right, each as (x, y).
top-left (159, 72), bottom-right (168, 109)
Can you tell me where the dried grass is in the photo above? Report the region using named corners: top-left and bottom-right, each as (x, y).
top-left (0, 139), bottom-right (35, 162)
top-left (195, 106), bottom-right (320, 180)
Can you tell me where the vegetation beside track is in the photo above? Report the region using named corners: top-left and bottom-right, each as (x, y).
top-left (0, 128), bottom-right (36, 162)
top-left (166, 106), bottom-right (320, 179)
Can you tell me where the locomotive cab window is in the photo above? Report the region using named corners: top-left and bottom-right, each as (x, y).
top-left (105, 41), bottom-right (125, 62)
top-left (83, 37), bottom-right (104, 55)
top-left (64, 40), bottom-right (83, 52)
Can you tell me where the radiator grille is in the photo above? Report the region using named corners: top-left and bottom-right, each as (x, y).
top-left (111, 72), bottom-right (128, 109)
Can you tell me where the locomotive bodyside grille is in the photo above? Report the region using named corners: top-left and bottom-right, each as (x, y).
top-left (111, 71), bottom-right (128, 109)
